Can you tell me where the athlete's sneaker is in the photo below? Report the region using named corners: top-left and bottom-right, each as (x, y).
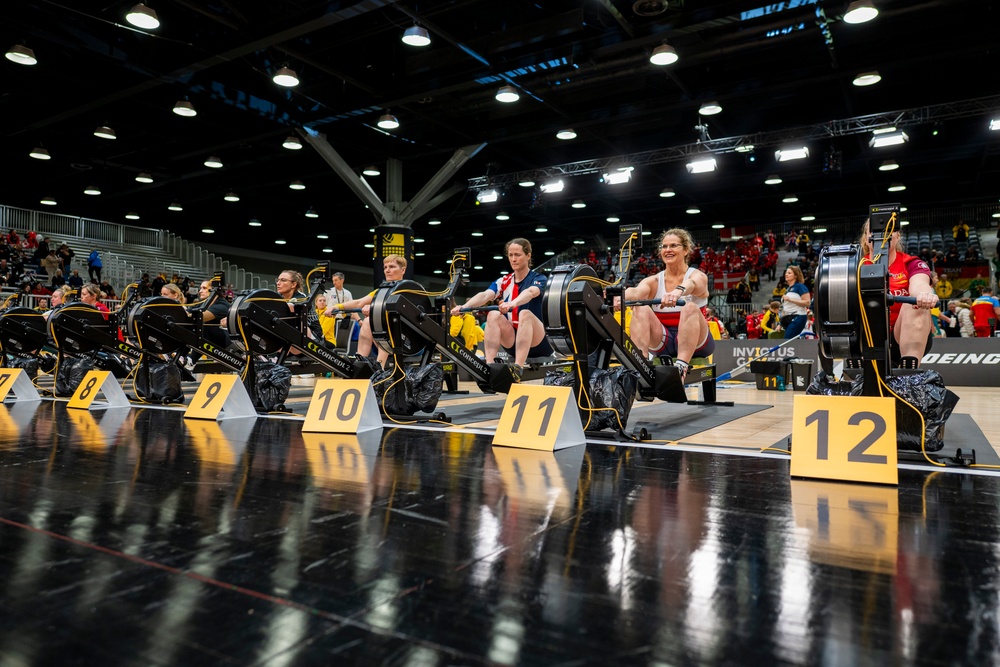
top-left (674, 359), bottom-right (690, 382)
top-left (510, 363), bottom-right (523, 383)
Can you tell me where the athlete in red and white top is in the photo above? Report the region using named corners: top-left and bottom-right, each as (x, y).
top-left (860, 220), bottom-right (937, 367)
top-left (623, 228), bottom-right (714, 378)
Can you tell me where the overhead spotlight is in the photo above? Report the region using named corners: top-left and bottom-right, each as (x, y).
top-left (401, 24), bottom-right (431, 47)
top-left (289, 179), bottom-right (306, 190)
top-left (125, 211), bottom-right (141, 220)
top-left (173, 100), bottom-right (196, 117)
top-left (869, 131), bottom-right (908, 148)
top-left (317, 234), bottom-right (329, 239)
top-left (540, 180), bottom-right (564, 193)
top-left (126, 3), bottom-right (160, 29)
top-left (813, 227), bottom-right (828, 233)
top-left (878, 159), bottom-right (899, 171)
top-left (495, 85), bottom-right (519, 103)
top-left (775, 146), bottom-right (809, 161)
top-left (304, 208), bottom-right (319, 218)
top-left (571, 200), bottom-right (586, 209)
top-left (282, 135), bottom-right (303, 150)
top-left (275, 240), bottom-right (287, 245)
top-left (40, 196), bottom-right (57, 206)
top-left (248, 218), bottom-right (262, 227)
top-left (534, 226), bottom-right (548, 233)
top-left (764, 174), bottom-right (783, 185)
top-left (852, 71), bottom-right (881, 87)
top-left (801, 215), bottom-right (816, 222)
top-left (135, 172), bottom-right (153, 183)
top-left (362, 165), bottom-right (381, 176)
top-left (734, 144), bottom-right (755, 154)
top-left (83, 185), bottom-right (101, 196)
top-left (377, 113), bottom-right (399, 129)
top-left (686, 157), bottom-right (717, 174)
top-left (204, 155), bottom-right (223, 168)
top-left (202, 228), bottom-right (215, 234)
top-left (685, 206), bottom-right (701, 214)
top-left (167, 201), bottom-right (183, 211)
top-left (659, 187), bottom-right (676, 198)
top-left (556, 129), bottom-right (577, 140)
top-left (29, 147), bottom-right (51, 160)
top-left (5, 44), bottom-right (37, 65)
top-left (471, 230), bottom-right (484, 237)
top-left (93, 125), bottom-right (116, 140)
top-left (606, 216), bottom-right (620, 223)
top-left (518, 179), bottom-right (535, 187)
top-left (224, 191), bottom-right (240, 202)
top-left (990, 119), bottom-right (1000, 131)
top-left (698, 101), bottom-right (722, 116)
top-left (711, 224), bottom-right (725, 229)
top-left (844, 0), bottom-right (878, 24)
top-left (272, 67), bottom-right (299, 87)
top-left (782, 194), bottom-right (799, 203)
top-left (476, 189), bottom-right (499, 203)
top-left (427, 219), bottom-right (441, 226)
top-left (495, 211), bottom-right (510, 221)
top-left (573, 238), bottom-right (586, 245)
top-left (887, 183), bottom-right (906, 192)
top-left (649, 43), bottom-right (679, 66)
top-left (602, 167), bottom-right (633, 185)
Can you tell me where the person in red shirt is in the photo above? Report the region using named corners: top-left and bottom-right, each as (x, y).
top-left (970, 287), bottom-right (1000, 338)
top-left (860, 221), bottom-right (938, 367)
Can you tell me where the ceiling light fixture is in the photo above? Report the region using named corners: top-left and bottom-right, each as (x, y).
top-left (698, 101), bottom-right (722, 116)
top-left (362, 165), bottom-right (381, 176)
top-left (711, 224), bottom-right (725, 229)
top-left (126, 3), bottom-right (160, 29)
top-left (29, 147), bottom-right (51, 160)
top-left (495, 85), bottom-right (519, 103)
top-left (401, 24), bottom-right (431, 47)
top-left (852, 71), bottom-right (881, 87)
top-left (801, 215), bottom-right (816, 222)
top-left (764, 174), bottom-right (783, 185)
top-left (869, 131), bottom-right (908, 148)
top-left (606, 216), bottom-right (620, 223)
top-left (317, 234), bottom-right (329, 239)
top-left (248, 218), bottom-right (262, 227)
top-left (813, 227), bottom-right (828, 233)
top-left (282, 135), bottom-right (302, 150)
top-left (135, 172), bottom-right (153, 183)
top-left (518, 179), bottom-right (535, 187)
top-left (990, 119), bottom-right (1000, 131)
top-left (377, 112), bottom-right (399, 129)
top-left (782, 194), bottom-right (800, 203)
top-left (686, 157), bottom-right (717, 174)
top-left (571, 200), bottom-right (587, 209)
top-left (534, 226), bottom-right (548, 233)
top-left (775, 147), bottom-right (810, 161)
top-left (168, 201), bottom-right (183, 211)
top-left (5, 44), bottom-right (37, 65)
top-left (40, 196), bottom-right (57, 206)
top-left (428, 219), bottom-right (441, 226)
top-left (879, 159), bottom-right (899, 171)
top-left (202, 228), bottom-right (215, 234)
top-left (204, 155), bottom-right (223, 168)
top-left (476, 189), bottom-right (499, 203)
top-left (173, 100), bottom-right (196, 117)
top-left (94, 125), bottom-right (116, 140)
top-left (686, 206), bottom-right (701, 214)
top-left (603, 167), bottom-right (633, 185)
top-left (83, 185), bottom-right (101, 196)
top-left (649, 43), bottom-right (679, 66)
top-left (224, 190), bottom-right (240, 202)
top-left (125, 211), bottom-right (140, 220)
top-left (844, 0), bottom-right (879, 24)
top-left (556, 129), bottom-right (577, 140)
top-left (275, 240), bottom-right (287, 245)
top-left (289, 179), bottom-right (306, 190)
top-left (887, 183), bottom-right (906, 192)
top-left (471, 230), bottom-right (484, 237)
top-left (272, 67), bottom-right (299, 87)
top-left (495, 212), bottom-right (510, 221)
top-left (659, 187), bottom-right (676, 198)
top-left (540, 180), bottom-right (564, 193)
top-left (735, 144), bottom-right (755, 153)
top-left (304, 208), bottom-right (319, 218)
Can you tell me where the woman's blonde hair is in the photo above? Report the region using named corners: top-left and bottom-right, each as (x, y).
top-left (161, 282), bottom-right (186, 304)
top-left (859, 218), bottom-right (902, 256)
top-left (785, 265), bottom-right (805, 284)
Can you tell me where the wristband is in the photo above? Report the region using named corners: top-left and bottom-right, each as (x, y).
top-left (674, 285), bottom-right (687, 294)
top-left (336, 303), bottom-right (343, 311)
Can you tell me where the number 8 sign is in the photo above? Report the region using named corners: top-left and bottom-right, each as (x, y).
top-left (790, 395), bottom-right (898, 485)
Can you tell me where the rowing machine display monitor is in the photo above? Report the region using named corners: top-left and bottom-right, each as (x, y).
top-left (212, 271), bottom-right (225, 288)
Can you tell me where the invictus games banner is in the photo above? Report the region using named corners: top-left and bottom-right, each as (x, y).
top-left (712, 337), bottom-right (1000, 387)
top-left (374, 225), bottom-right (413, 285)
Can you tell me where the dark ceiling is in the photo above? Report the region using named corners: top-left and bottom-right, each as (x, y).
top-left (3, 0), bottom-right (999, 278)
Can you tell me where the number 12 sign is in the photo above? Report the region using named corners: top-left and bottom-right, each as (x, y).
top-left (790, 395), bottom-right (898, 485)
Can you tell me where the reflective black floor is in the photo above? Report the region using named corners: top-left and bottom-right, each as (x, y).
top-left (0, 399), bottom-right (998, 666)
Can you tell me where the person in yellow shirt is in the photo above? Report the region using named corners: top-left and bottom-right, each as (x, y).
top-left (314, 294), bottom-right (338, 345)
top-left (450, 310), bottom-right (484, 353)
top-left (761, 300), bottom-right (783, 339)
top-left (934, 273), bottom-right (953, 300)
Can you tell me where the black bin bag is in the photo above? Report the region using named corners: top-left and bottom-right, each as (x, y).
top-left (807, 369), bottom-right (959, 452)
top-left (372, 363), bottom-right (444, 415)
top-left (544, 366), bottom-right (639, 432)
top-left (254, 361), bottom-right (292, 412)
top-left (5, 356), bottom-right (39, 379)
top-left (134, 355), bottom-right (184, 404)
top-left (55, 355), bottom-right (96, 397)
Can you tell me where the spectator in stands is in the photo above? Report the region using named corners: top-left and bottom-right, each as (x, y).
top-left (796, 230), bottom-right (811, 255)
top-left (33, 236), bottom-right (50, 264)
top-left (66, 269), bottom-right (84, 293)
top-left (780, 266), bottom-right (811, 339)
top-left (955, 299), bottom-right (975, 337)
top-left (704, 306), bottom-right (729, 340)
top-left (41, 250), bottom-right (60, 282)
top-left (6, 230), bottom-right (20, 247)
top-left (0, 260), bottom-right (13, 287)
top-left (953, 219), bottom-right (970, 244)
top-left (964, 245), bottom-right (981, 263)
top-left (944, 245), bottom-right (960, 266)
top-left (57, 242), bottom-right (74, 271)
top-left (99, 279), bottom-right (116, 300)
top-left (33, 296), bottom-right (49, 314)
top-left (971, 287), bottom-right (1000, 338)
top-left (324, 271), bottom-right (356, 341)
top-left (969, 272), bottom-right (987, 299)
top-left (86, 248), bottom-right (103, 282)
top-left (50, 269), bottom-right (66, 291)
top-left (939, 300), bottom-right (961, 337)
top-left (934, 273), bottom-right (953, 300)
top-left (138, 273), bottom-right (152, 298)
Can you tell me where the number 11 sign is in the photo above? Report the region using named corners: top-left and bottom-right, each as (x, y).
top-left (492, 384), bottom-right (586, 451)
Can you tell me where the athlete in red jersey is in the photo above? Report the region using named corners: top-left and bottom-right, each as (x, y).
top-left (860, 221), bottom-right (937, 366)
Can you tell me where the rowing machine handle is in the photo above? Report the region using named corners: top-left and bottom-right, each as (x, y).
top-left (622, 298), bottom-right (687, 307)
top-left (460, 305), bottom-right (500, 313)
top-left (886, 295), bottom-right (917, 305)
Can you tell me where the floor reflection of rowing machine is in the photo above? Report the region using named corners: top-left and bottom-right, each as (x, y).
top-left (542, 263), bottom-right (730, 440)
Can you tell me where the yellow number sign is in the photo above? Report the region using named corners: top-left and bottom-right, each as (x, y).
top-left (303, 379), bottom-right (382, 434)
top-left (790, 394), bottom-right (898, 485)
top-left (493, 384), bottom-right (585, 451)
top-left (0, 368), bottom-right (41, 403)
top-left (184, 374), bottom-right (256, 420)
top-left (67, 370), bottom-right (131, 410)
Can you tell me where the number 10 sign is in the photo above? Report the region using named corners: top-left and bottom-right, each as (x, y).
top-left (790, 394), bottom-right (898, 485)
